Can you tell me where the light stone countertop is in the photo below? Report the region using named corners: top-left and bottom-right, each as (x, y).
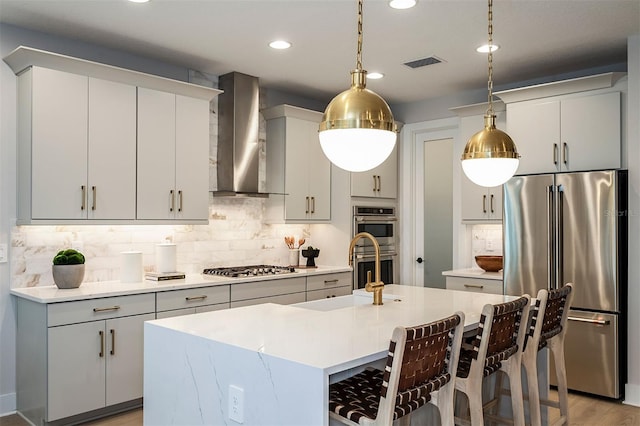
top-left (10, 265), bottom-right (352, 303)
top-left (442, 268), bottom-right (503, 280)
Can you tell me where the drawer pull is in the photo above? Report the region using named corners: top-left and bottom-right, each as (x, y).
top-left (92, 186), bottom-right (97, 211)
top-left (93, 306), bottom-right (121, 313)
top-left (568, 316), bottom-right (610, 326)
top-left (110, 329), bottom-right (115, 355)
top-left (464, 284), bottom-right (484, 290)
top-left (186, 295), bottom-right (208, 301)
top-left (324, 279), bottom-right (339, 285)
top-left (99, 330), bottom-right (104, 357)
top-left (81, 185), bottom-right (86, 211)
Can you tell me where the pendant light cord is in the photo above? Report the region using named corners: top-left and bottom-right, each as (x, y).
top-left (486, 0), bottom-right (494, 116)
top-left (356, 0), bottom-right (363, 71)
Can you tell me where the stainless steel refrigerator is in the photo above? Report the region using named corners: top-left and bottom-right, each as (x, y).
top-left (503, 170), bottom-right (627, 399)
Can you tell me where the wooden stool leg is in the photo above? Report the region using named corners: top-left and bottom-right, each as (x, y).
top-left (523, 355), bottom-right (542, 426)
top-left (467, 380), bottom-right (485, 426)
top-left (506, 360), bottom-right (526, 426)
top-left (549, 340), bottom-right (569, 425)
top-left (435, 384), bottom-right (455, 426)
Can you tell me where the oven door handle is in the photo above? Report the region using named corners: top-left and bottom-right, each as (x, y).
top-left (354, 252), bottom-right (397, 260)
top-left (354, 216), bottom-right (397, 222)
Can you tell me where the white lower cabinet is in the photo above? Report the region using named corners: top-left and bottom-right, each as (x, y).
top-left (16, 294), bottom-right (155, 425)
top-left (306, 272), bottom-right (353, 301)
top-left (230, 276), bottom-right (307, 308)
top-left (155, 285), bottom-right (230, 319)
top-left (445, 276), bottom-right (503, 295)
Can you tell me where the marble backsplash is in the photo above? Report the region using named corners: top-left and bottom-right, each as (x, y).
top-left (469, 224), bottom-right (503, 268)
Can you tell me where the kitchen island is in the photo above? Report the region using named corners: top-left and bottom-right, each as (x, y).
top-left (144, 284), bottom-right (542, 425)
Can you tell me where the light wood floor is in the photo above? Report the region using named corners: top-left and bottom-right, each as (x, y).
top-left (1, 391), bottom-right (638, 425)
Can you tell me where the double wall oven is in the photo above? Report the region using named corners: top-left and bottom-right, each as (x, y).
top-left (352, 206), bottom-right (398, 289)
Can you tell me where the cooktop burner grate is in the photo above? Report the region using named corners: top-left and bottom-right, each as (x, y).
top-left (202, 265), bottom-right (296, 278)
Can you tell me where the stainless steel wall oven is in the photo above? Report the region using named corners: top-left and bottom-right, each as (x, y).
top-left (352, 206), bottom-right (398, 289)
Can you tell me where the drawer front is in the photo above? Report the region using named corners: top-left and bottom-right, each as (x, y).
top-left (48, 293), bottom-right (155, 326)
top-left (156, 307), bottom-right (195, 319)
top-left (306, 272), bottom-right (352, 292)
top-left (231, 277), bottom-right (306, 302)
top-left (230, 292), bottom-right (306, 308)
top-left (306, 285), bottom-right (352, 301)
top-left (445, 277), bottom-right (503, 295)
top-left (156, 285), bottom-right (230, 312)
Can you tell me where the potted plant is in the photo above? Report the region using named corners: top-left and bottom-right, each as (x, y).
top-left (52, 249), bottom-right (86, 289)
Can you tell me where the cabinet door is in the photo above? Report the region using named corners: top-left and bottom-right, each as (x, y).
top-left (284, 118), bottom-right (312, 220)
top-left (506, 100), bottom-right (561, 175)
top-left (137, 88), bottom-right (176, 220)
top-left (88, 78), bottom-right (137, 220)
top-left (105, 313), bottom-right (155, 406)
top-left (305, 119), bottom-right (331, 220)
top-left (461, 180), bottom-right (489, 221)
top-left (175, 95), bottom-right (210, 220)
top-left (560, 91), bottom-right (621, 171)
top-left (48, 321), bottom-right (105, 420)
top-left (350, 143), bottom-right (398, 198)
top-left (31, 67), bottom-right (88, 220)
top-left (488, 187), bottom-right (503, 220)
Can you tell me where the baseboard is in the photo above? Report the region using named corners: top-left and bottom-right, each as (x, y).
top-left (0, 392), bottom-right (16, 416)
top-left (624, 383), bottom-right (640, 407)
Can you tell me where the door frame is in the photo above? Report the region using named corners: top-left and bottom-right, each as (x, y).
top-left (398, 117), bottom-right (459, 286)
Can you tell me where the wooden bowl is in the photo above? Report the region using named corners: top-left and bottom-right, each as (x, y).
top-left (475, 255), bottom-right (503, 272)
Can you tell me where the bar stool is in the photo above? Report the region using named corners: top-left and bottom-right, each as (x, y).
top-left (454, 295), bottom-right (530, 426)
top-left (328, 312), bottom-right (465, 426)
top-left (522, 284), bottom-right (573, 426)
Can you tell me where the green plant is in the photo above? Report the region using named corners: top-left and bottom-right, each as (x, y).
top-left (53, 248), bottom-right (85, 265)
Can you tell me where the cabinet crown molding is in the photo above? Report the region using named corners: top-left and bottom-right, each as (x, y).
top-left (3, 46), bottom-right (222, 100)
top-left (495, 72), bottom-right (626, 104)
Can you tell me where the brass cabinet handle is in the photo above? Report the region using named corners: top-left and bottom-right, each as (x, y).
top-left (81, 185), bottom-right (86, 211)
top-left (110, 329), bottom-right (115, 355)
top-left (490, 194), bottom-right (494, 213)
top-left (170, 190), bottom-right (175, 212)
top-left (324, 279), bottom-right (339, 285)
top-left (376, 175), bottom-right (381, 192)
top-left (178, 190), bottom-right (183, 212)
top-left (553, 143), bottom-right (558, 164)
top-left (464, 284), bottom-right (484, 289)
top-left (93, 306), bottom-right (121, 313)
top-left (562, 142), bottom-right (568, 164)
top-left (185, 295), bottom-right (208, 301)
top-left (91, 186), bottom-right (96, 211)
top-left (311, 196), bottom-right (315, 214)
top-left (99, 330), bottom-right (104, 357)
top-left (372, 175), bottom-right (377, 192)
top-left (305, 196), bottom-right (309, 214)
top-left (482, 194), bottom-right (487, 213)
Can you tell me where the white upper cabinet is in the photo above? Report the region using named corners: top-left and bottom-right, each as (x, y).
top-left (350, 143), bottom-right (398, 199)
top-left (19, 67), bottom-right (136, 222)
top-left (137, 89), bottom-right (210, 221)
top-left (264, 105), bottom-right (330, 222)
top-left (499, 73), bottom-right (624, 175)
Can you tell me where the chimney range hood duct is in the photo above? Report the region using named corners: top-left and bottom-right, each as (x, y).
top-left (213, 72), bottom-right (267, 197)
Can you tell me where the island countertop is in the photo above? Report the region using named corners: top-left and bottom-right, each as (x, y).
top-left (143, 284), bottom-right (521, 425)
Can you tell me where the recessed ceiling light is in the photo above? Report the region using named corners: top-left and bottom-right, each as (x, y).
top-left (389, 0), bottom-right (417, 9)
top-left (128, 0), bottom-right (150, 3)
top-left (476, 44), bottom-right (500, 53)
top-left (269, 40), bottom-right (291, 50)
top-left (367, 72), bottom-right (384, 80)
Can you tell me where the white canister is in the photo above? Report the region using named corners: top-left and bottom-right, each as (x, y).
top-left (120, 251), bottom-right (143, 283)
top-left (288, 249), bottom-right (300, 267)
top-left (156, 243), bottom-right (177, 273)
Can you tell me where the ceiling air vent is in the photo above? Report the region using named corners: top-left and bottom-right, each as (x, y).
top-left (403, 56), bottom-right (444, 69)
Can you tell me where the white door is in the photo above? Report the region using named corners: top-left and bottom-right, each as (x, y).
top-left (423, 138), bottom-right (453, 288)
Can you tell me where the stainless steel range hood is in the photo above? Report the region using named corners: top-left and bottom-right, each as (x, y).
top-left (212, 72), bottom-right (267, 197)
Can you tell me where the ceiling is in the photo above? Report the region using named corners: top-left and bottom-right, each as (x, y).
top-left (0, 0), bottom-right (638, 105)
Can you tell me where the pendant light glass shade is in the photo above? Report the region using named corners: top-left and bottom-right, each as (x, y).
top-left (319, 0), bottom-right (397, 172)
top-left (319, 70), bottom-right (397, 172)
top-left (461, 0), bottom-right (520, 187)
top-left (461, 114), bottom-right (519, 187)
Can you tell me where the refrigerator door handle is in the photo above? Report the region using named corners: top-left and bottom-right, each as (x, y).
top-left (568, 316), bottom-right (611, 326)
top-left (547, 185), bottom-right (556, 289)
top-left (557, 184), bottom-right (564, 289)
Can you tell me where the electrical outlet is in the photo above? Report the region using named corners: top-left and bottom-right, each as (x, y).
top-left (0, 244), bottom-right (7, 263)
top-left (228, 385), bottom-right (244, 423)
top-left (485, 239), bottom-right (494, 251)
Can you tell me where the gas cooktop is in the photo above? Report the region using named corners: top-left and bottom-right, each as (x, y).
top-left (202, 265), bottom-right (296, 278)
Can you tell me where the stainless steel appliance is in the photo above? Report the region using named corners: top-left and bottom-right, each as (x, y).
top-left (503, 170), bottom-right (627, 399)
top-left (203, 265), bottom-right (295, 278)
top-left (352, 206), bottom-right (398, 289)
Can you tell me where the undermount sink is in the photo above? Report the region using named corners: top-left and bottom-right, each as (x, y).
top-left (295, 293), bottom-right (401, 312)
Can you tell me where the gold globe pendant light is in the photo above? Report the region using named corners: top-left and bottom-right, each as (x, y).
top-left (461, 0), bottom-right (519, 187)
top-left (319, 0), bottom-right (397, 172)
